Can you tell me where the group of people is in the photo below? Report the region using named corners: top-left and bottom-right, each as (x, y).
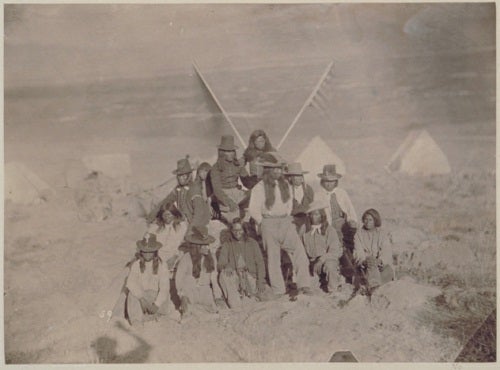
top-left (119, 130), bottom-right (395, 325)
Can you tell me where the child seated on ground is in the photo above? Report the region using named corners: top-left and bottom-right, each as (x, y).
top-left (353, 208), bottom-right (394, 294)
top-left (299, 200), bottom-right (343, 295)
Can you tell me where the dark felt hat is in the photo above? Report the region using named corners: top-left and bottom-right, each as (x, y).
top-left (184, 225), bottom-right (216, 245)
top-left (172, 156), bottom-right (194, 175)
top-left (285, 162), bottom-right (309, 176)
top-left (136, 233), bottom-right (163, 252)
top-left (217, 135), bottom-right (238, 151)
top-left (318, 164), bottom-right (342, 181)
top-left (254, 152), bottom-right (287, 168)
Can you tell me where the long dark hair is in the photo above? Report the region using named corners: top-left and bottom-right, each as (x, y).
top-left (125, 251), bottom-right (162, 275)
top-left (262, 169), bottom-right (290, 210)
top-left (155, 203), bottom-right (183, 231)
top-left (243, 130), bottom-right (275, 162)
top-left (305, 208), bottom-right (329, 235)
top-left (362, 208), bottom-right (382, 228)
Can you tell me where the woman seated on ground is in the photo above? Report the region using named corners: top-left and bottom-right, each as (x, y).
top-left (124, 233), bottom-right (177, 326)
top-left (353, 208), bottom-right (394, 293)
top-left (242, 129), bottom-right (276, 180)
top-left (147, 204), bottom-right (187, 275)
top-left (175, 226), bottom-right (219, 318)
top-left (299, 200), bottom-right (344, 295)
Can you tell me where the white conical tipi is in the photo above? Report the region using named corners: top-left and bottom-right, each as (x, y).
top-left (5, 162), bottom-right (55, 204)
top-left (295, 136), bottom-right (346, 186)
top-left (385, 129), bottom-right (451, 175)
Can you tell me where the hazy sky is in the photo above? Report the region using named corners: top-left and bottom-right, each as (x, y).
top-left (5, 3), bottom-right (495, 87)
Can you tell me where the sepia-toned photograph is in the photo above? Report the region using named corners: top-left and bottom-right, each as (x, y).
top-left (4, 2), bottom-right (496, 363)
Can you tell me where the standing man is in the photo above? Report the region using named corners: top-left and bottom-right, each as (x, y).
top-left (218, 218), bottom-right (268, 309)
top-left (284, 162), bottom-right (315, 231)
top-left (148, 156), bottom-right (210, 232)
top-left (248, 153), bottom-right (312, 297)
top-left (210, 135), bottom-right (256, 224)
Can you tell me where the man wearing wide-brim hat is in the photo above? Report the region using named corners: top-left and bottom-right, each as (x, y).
top-left (175, 226), bottom-right (219, 317)
top-left (147, 156), bottom-right (211, 232)
top-left (210, 135), bottom-right (256, 225)
top-left (284, 162), bottom-right (315, 231)
top-left (316, 164), bottom-right (357, 236)
top-left (315, 164), bottom-right (358, 284)
top-left (248, 152), bottom-right (313, 297)
top-left (124, 233), bottom-right (175, 326)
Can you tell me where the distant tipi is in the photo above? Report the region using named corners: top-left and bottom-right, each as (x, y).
top-left (5, 162), bottom-right (54, 205)
top-left (295, 136), bottom-right (346, 187)
top-left (385, 129), bottom-right (451, 176)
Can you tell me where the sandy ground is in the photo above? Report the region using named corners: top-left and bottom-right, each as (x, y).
top-left (4, 3), bottom-right (496, 364)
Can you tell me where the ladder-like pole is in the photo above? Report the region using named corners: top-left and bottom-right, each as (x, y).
top-left (277, 61), bottom-right (334, 150)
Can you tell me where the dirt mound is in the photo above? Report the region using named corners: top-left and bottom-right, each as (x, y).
top-left (74, 173), bottom-right (114, 222)
top-left (73, 171), bottom-right (152, 222)
top-left (371, 277), bottom-right (442, 311)
top-left (82, 153), bottom-right (132, 179)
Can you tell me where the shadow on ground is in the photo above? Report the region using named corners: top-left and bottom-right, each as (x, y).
top-left (90, 321), bottom-right (151, 363)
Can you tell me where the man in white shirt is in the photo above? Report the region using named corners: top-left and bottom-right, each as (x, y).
top-left (315, 164), bottom-right (358, 284)
top-left (315, 164), bottom-right (358, 243)
top-left (248, 153), bottom-right (312, 297)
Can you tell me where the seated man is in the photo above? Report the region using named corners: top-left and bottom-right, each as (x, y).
top-left (299, 200), bottom-right (343, 295)
top-left (315, 164), bottom-right (358, 283)
top-left (124, 233), bottom-right (176, 326)
top-left (175, 226), bottom-right (218, 317)
top-left (353, 208), bottom-right (394, 294)
top-left (210, 135), bottom-right (255, 224)
top-left (218, 218), bottom-right (268, 309)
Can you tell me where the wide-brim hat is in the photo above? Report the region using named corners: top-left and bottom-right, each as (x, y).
top-left (255, 152), bottom-right (287, 168)
top-left (217, 135), bottom-right (238, 151)
top-left (318, 164), bottom-right (342, 180)
top-left (136, 233), bottom-right (163, 252)
top-left (173, 156), bottom-right (195, 175)
top-left (185, 225), bottom-right (216, 245)
top-left (285, 162), bottom-right (309, 176)
top-left (306, 199), bottom-right (330, 214)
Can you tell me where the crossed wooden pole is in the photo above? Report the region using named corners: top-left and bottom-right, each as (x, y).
top-left (193, 59), bottom-right (334, 152)
top-left (137, 60), bottom-right (335, 196)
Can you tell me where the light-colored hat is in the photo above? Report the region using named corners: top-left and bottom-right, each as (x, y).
top-left (184, 225), bottom-right (216, 245)
top-left (285, 162), bottom-right (309, 176)
top-left (255, 152), bottom-right (287, 168)
top-left (318, 164), bottom-right (342, 181)
top-left (306, 199), bottom-right (330, 214)
top-left (217, 135), bottom-right (238, 151)
top-left (136, 233), bottom-right (163, 252)
top-left (172, 156), bottom-right (195, 175)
